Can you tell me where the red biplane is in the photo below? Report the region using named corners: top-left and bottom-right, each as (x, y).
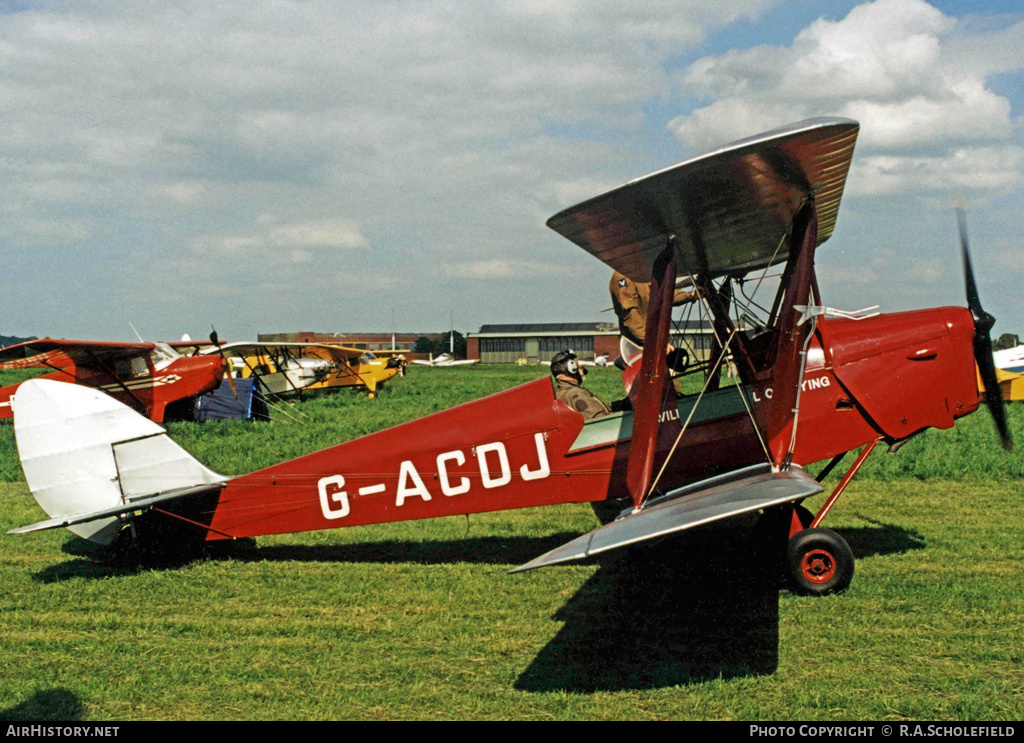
top-left (0, 339), bottom-right (225, 423)
top-left (6, 118), bottom-right (1010, 595)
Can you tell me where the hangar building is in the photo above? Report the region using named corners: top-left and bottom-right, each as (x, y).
top-left (466, 321), bottom-right (716, 364)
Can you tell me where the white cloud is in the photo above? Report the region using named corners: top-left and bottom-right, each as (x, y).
top-left (669, 0), bottom-right (1024, 197)
top-left (191, 218), bottom-right (367, 263)
top-left (15, 2), bottom-right (782, 338)
top-left (1, 0), bottom-right (1020, 341)
top-left (435, 258), bottom-right (577, 280)
top-left (852, 146), bottom-right (1024, 195)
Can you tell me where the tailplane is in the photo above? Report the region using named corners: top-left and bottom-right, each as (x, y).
top-left (11, 379), bottom-right (227, 545)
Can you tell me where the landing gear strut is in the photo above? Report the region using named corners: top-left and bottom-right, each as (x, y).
top-left (757, 440), bottom-right (879, 595)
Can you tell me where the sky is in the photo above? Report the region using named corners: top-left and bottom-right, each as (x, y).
top-left (1, 0), bottom-right (1022, 343)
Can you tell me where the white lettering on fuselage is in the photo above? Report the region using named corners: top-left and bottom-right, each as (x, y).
top-left (801, 376), bottom-right (831, 392)
top-left (752, 375), bottom-right (831, 402)
top-left (476, 442), bottom-right (512, 489)
top-left (396, 460), bottom-right (431, 505)
top-left (317, 475), bottom-right (350, 520)
top-left (659, 408), bottom-right (679, 424)
top-left (316, 431), bottom-right (551, 520)
top-left (437, 450), bottom-right (470, 496)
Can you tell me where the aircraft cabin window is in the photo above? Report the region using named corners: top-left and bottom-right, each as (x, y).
top-left (130, 357), bottom-right (149, 378)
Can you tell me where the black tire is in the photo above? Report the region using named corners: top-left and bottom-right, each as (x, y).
top-left (787, 527), bottom-right (854, 596)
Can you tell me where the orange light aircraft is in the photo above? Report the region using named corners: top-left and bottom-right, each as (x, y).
top-left (0, 339), bottom-right (225, 423)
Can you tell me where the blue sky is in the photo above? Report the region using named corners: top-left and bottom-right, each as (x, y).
top-left (1, 0), bottom-right (1022, 343)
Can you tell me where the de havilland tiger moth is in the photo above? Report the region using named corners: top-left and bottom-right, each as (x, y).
top-left (6, 118), bottom-right (1012, 595)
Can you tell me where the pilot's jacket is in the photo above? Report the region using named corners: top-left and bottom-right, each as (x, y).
top-left (554, 377), bottom-right (612, 421)
top-left (610, 271), bottom-right (699, 346)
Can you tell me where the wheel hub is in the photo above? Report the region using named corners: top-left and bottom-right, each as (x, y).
top-left (801, 549), bottom-right (836, 583)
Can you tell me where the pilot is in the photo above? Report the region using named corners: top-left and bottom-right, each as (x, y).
top-left (610, 270), bottom-right (700, 348)
top-left (551, 349), bottom-right (624, 420)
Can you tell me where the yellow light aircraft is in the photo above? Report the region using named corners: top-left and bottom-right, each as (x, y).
top-left (298, 346), bottom-right (405, 398)
top-left (983, 345), bottom-right (1024, 402)
top-left (200, 342), bottom-right (402, 398)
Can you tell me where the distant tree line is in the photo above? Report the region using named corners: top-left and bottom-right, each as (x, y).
top-left (413, 330), bottom-right (467, 358)
top-left (0, 335), bottom-right (35, 349)
top-left (993, 333), bottom-right (1020, 351)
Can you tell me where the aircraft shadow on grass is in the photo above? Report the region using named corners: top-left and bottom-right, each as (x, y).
top-left (27, 517), bottom-right (926, 693)
top-left (514, 518), bottom-right (927, 693)
top-left (0, 688), bottom-right (82, 722)
top-left (35, 514), bottom-right (925, 580)
top-left (516, 519), bottom-right (782, 691)
top-left (32, 530), bottom-right (591, 582)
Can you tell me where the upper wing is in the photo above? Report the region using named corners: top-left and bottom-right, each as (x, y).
top-left (300, 344), bottom-right (368, 365)
top-left (199, 341), bottom-right (299, 358)
top-left (167, 340), bottom-right (215, 356)
top-left (371, 349), bottom-right (411, 358)
top-left (204, 342), bottom-right (366, 365)
top-left (0, 338), bottom-right (155, 370)
top-left (546, 118), bottom-right (859, 283)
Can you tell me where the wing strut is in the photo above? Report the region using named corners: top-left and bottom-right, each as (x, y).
top-left (82, 347), bottom-right (150, 417)
top-left (625, 237), bottom-right (680, 509)
top-left (764, 200), bottom-right (819, 469)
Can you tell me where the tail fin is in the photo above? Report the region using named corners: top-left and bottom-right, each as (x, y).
top-left (12, 379), bottom-right (226, 545)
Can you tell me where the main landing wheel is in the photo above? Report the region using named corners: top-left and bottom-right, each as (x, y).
top-left (787, 527), bottom-right (854, 596)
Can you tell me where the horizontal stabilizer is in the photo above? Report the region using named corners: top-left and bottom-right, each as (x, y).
top-left (511, 463), bottom-right (822, 573)
top-left (8, 482), bottom-right (226, 535)
top-left (13, 379), bottom-right (227, 544)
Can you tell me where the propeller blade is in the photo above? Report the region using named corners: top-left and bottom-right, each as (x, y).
top-left (210, 326), bottom-right (238, 400)
top-left (223, 358), bottom-right (239, 399)
top-left (958, 206), bottom-right (1012, 451)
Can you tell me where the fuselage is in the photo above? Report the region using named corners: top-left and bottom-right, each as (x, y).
top-left (230, 354), bottom-right (330, 395)
top-left (303, 351), bottom-right (401, 393)
top-left (182, 306), bottom-right (981, 541)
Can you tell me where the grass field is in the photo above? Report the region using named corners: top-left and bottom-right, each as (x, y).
top-left (1, 366), bottom-right (1022, 721)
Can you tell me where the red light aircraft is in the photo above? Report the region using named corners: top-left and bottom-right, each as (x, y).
top-left (0, 339), bottom-right (225, 423)
top-left (6, 118), bottom-right (1011, 595)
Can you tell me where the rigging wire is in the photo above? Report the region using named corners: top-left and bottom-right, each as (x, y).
top-left (644, 216), bottom-right (800, 502)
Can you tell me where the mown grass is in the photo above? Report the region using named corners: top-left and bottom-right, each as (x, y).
top-left (0, 366), bottom-right (1022, 720)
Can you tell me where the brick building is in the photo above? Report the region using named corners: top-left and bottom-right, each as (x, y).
top-left (258, 331), bottom-right (444, 352)
top-left (257, 331), bottom-right (447, 362)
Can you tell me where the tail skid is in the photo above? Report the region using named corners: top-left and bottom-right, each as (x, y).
top-left (11, 379), bottom-right (227, 545)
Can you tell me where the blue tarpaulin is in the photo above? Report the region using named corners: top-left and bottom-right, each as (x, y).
top-left (193, 378), bottom-right (270, 421)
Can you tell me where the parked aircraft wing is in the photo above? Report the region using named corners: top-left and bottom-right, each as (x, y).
top-left (0, 338), bottom-right (155, 370)
top-left (510, 463), bottom-right (823, 572)
top-left (546, 118), bottom-right (858, 283)
top-left (203, 341), bottom-right (369, 371)
top-left (201, 341), bottom-right (359, 360)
